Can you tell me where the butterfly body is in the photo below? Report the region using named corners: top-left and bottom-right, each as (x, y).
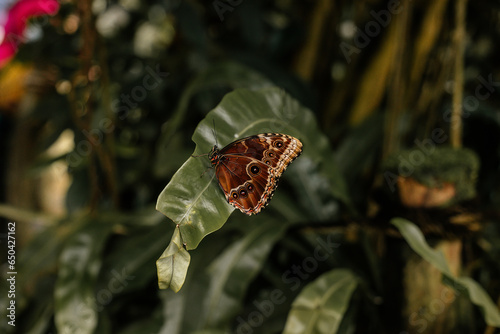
top-left (209, 133), bottom-right (303, 215)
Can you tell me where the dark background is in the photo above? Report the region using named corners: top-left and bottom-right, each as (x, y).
top-left (1, 0), bottom-right (500, 333)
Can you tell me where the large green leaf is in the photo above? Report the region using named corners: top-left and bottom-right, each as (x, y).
top-left (392, 217), bottom-right (500, 327)
top-left (54, 219), bottom-right (114, 334)
top-left (283, 269), bottom-right (359, 334)
top-left (156, 87), bottom-right (349, 251)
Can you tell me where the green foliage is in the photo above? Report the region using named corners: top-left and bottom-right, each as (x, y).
top-left (283, 269), bottom-right (359, 334)
top-left (156, 87), bottom-right (349, 290)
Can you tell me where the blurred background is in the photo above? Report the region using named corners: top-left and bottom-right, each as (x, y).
top-left (1, 0), bottom-right (500, 333)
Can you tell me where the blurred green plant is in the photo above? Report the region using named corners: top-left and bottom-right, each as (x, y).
top-left (392, 218), bottom-right (500, 328)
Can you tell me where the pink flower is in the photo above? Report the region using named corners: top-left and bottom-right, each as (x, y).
top-left (0, 0), bottom-right (59, 68)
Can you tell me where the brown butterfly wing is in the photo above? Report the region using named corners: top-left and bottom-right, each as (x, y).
top-left (214, 133), bottom-right (303, 215)
top-left (215, 156), bottom-right (272, 215)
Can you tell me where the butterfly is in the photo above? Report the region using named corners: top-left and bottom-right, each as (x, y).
top-left (208, 133), bottom-right (303, 215)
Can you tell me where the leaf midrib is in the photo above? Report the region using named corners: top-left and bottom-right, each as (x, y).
top-left (177, 170), bottom-right (217, 227)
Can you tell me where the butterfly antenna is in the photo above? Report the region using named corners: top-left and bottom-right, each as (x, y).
top-left (212, 118), bottom-right (219, 147)
top-left (191, 153), bottom-right (208, 157)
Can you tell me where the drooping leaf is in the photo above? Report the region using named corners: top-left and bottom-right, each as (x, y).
top-left (283, 269), bottom-right (359, 334)
top-left (392, 218), bottom-right (452, 275)
top-left (392, 217), bottom-right (500, 327)
top-left (156, 225), bottom-right (191, 292)
top-left (54, 219), bottom-right (114, 334)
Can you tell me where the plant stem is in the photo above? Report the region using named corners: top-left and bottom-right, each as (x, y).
top-left (451, 0), bottom-right (467, 149)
